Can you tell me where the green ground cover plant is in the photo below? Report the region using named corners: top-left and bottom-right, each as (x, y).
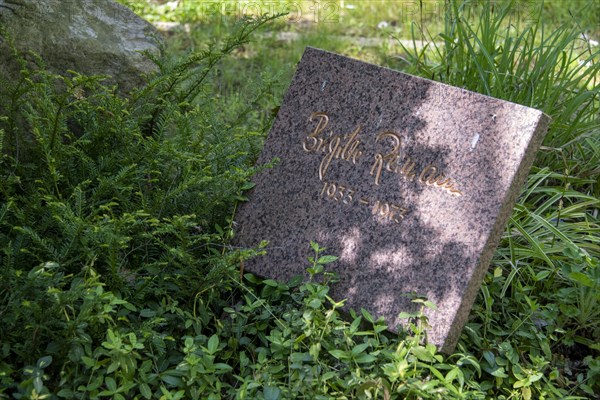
top-left (0, 0), bottom-right (598, 399)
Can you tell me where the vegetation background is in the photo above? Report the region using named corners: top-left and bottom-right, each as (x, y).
top-left (0, 0), bottom-right (598, 398)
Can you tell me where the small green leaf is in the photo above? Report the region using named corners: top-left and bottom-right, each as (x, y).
top-left (308, 298), bottom-right (322, 309)
top-left (535, 270), bottom-right (551, 281)
top-left (161, 374), bottom-right (183, 387)
top-left (490, 367), bottom-right (509, 378)
top-left (308, 265), bottom-right (323, 275)
top-left (81, 356), bottom-right (97, 368)
top-left (207, 334), bottom-right (219, 354)
top-left (568, 271), bottom-right (595, 287)
top-left (87, 375), bottom-right (103, 391)
top-left (321, 371), bottom-right (337, 381)
top-left (513, 378), bottom-right (530, 389)
top-left (33, 375), bottom-right (44, 394)
top-left (351, 343), bottom-right (369, 355)
top-left (317, 255), bottom-right (339, 264)
top-left (356, 380), bottom-right (378, 395)
top-left (244, 273), bottom-right (261, 283)
top-left (361, 308), bottom-right (374, 323)
top-left (411, 346), bottom-right (435, 362)
top-left (105, 376), bottom-right (117, 391)
top-left (580, 383), bottom-right (595, 395)
top-left (397, 312), bottom-right (413, 319)
top-left (329, 349), bottom-right (347, 359)
top-left (57, 389), bottom-right (75, 398)
top-left (423, 300), bottom-right (438, 310)
top-left (264, 386), bottom-right (281, 400)
top-left (214, 363), bottom-right (233, 372)
top-left (140, 383), bottom-right (152, 399)
top-left (354, 354), bottom-right (377, 363)
top-left (528, 372), bottom-right (542, 383)
top-left (287, 275), bottom-right (303, 287)
top-left (37, 355), bottom-right (52, 369)
top-left (140, 309), bottom-right (156, 318)
top-left (241, 182), bottom-right (255, 190)
top-left (482, 351), bottom-right (495, 366)
top-left (290, 352), bottom-right (312, 363)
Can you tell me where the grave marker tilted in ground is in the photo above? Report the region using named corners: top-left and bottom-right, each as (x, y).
top-left (235, 47), bottom-right (550, 353)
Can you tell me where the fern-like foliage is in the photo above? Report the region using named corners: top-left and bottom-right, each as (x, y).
top-left (0, 14), bottom-right (278, 373)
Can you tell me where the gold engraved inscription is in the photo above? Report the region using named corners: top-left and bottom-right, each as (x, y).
top-left (372, 200), bottom-right (409, 223)
top-left (304, 112), bottom-right (463, 214)
top-left (320, 181), bottom-right (356, 204)
top-left (419, 165), bottom-right (463, 196)
top-left (370, 131), bottom-right (413, 185)
top-left (320, 180), bottom-right (408, 224)
top-left (303, 112), bottom-right (364, 180)
top-left (370, 130), bottom-right (463, 196)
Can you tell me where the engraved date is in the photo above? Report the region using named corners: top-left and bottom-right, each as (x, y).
top-left (319, 181), bottom-right (408, 224)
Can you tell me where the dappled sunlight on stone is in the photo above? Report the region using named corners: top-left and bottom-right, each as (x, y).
top-left (339, 227), bottom-right (361, 263)
top-left (369, 247), bottom-right (413, 273)
top-left (235, 48), bottom-right (549, 353)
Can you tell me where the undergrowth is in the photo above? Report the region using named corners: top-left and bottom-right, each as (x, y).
top-left (397, 0), bottom-right (600, 397)
top-left (0, 14), bottom-right (280, 398)
top-left (0, 1), bottom-right (598, 399)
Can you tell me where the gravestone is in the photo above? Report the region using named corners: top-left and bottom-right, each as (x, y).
top-left (234, 47), bottom-right (550, 353)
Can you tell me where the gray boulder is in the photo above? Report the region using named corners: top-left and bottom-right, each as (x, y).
top-left (0, 0), bottom-right (162, 93)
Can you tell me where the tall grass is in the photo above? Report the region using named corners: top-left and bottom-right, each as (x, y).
top-left (398, 0), bottom-right (599, 395)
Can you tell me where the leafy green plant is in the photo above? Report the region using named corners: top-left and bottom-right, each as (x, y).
top-left (0, 13), bottom-right (281, 398)
top-left (396, 0), bottom-right (599, 397)
top-left (1, 0), bottom-right (599, 398)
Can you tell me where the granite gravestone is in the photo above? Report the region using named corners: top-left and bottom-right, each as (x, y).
top-left (234, 47), bottom-right (550, 353)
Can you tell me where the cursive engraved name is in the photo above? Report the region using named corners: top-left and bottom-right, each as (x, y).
top-left (303, 112), bottom-right (364, 180)
top-left (370, 131), bottom-right (463, 196)
top-left (303, 112), bottom-right (463, 202)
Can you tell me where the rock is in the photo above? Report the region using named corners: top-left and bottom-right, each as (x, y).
top-left (234, 47), bottom-right (550, 353)
top-left (0, 0), bottom-right (162, 93)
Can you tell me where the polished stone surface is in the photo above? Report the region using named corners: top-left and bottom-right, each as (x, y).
top-left (234, 47), bottom-right (550, 353)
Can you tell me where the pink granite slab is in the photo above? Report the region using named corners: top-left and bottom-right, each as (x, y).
top-left (234, 47), bottom-right (550, 353)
